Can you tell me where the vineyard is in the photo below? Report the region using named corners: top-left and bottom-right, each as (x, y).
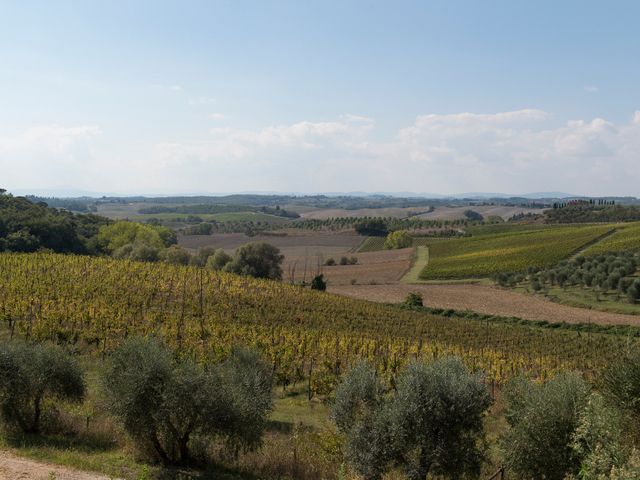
top-left (0, 253), bottom-right (631, 391)
top-left (582, 222), bottom-right (640, 255)
top-left (419, 225), bottom-right (614, 280)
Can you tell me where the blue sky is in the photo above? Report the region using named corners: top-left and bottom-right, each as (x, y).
top-left (1, 1), bottom-right (639, 196)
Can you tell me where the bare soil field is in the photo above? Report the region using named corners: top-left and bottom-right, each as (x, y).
top-left (284, 247), bottom-right (414, 285)
top-left (0, 451), bottom-right (113, 480)
top-left (418, 205), bottom-right (544, 221)
top-left (329, 283), bottom-right (640, 326)
top-left (178, 230), bottom-right (363, 252)
top-left (180, 231), bottom-right (408, 285)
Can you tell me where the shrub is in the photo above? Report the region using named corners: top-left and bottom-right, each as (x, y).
top-left (383, 230), bottom-right (412, 250)
top-left (224, 242), bottom-right (284, 280)
top-left (567, 393), bottom-right (623, 480)
top-left (159, 245), bottom-right (192, 265)
top-left (113, 242), bottom-right (160, 262)
top-left (325, 258), bottom-right (336, 266)
top-left (502, 372), bottom-right (589, 480)
top-left (0, 342), bottom-right (85, 433)
top-left (191, 246), bottom-right (217, 267)
top-left (628, 279), bottom-right (640, 304)
top-left (101, 337), bottom-right (272, 465)
top-left (601, 346), bottom-right (640, 418)
top-left (206, 248), bottom-right (232, 271)
top-left (310, 274), bottom-right (327, 291)
top-left (404, 292), bottom-right (423, 307)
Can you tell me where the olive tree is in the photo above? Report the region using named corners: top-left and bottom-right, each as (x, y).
top-left (390, 358), bottom-right (492, 480)
top-left (0, 342), bottom-right (85, 433)
top-left (332, 358), bottom-right (492, 480)
top-left (224, 242), bottom-right (284, 280)
top-left (601, 346), bottom-right (640, 418)
top-left (331, 362), bottom-right (392, 480)
top-left (502, 372), bottom-right (589, 480)
top-left (101, 337), bottom-right (272, 465)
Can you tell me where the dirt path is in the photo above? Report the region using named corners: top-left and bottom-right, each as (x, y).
top-left (329, 283), bottom-right (640, 326)
top-left (0, 451), bottom-right (114, 480)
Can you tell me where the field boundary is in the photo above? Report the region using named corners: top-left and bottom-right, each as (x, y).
top-left (401, 246), bottom-right (429, 283)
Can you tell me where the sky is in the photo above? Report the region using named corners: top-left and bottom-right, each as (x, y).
top-left (1, 0), bottom-right (639, 197)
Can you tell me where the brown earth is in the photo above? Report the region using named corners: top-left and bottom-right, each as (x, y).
top-left (180, 231), bottom-right (413, 285)
top-left (0, 451), bottom-right (114, 480)
top-left (284, 248), bottom-right (414, 285)
top-left (178, 231), bottom-right (363, 252)
top-left (329, 283), bottom-right (640, 326)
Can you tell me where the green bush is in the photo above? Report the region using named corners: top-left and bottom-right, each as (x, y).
top-left (502, 372), bottom-right (589, 480)
top-left (404, 292), bottom-right (423, 307)
top-left (332, 357), bottom-right (491, 480)
top-left (311, 274), bottom-right (327, 291)
top-left (159, 245), bottom-right (192, 265)
top-left (101, 337), bottom-right (272, 465)
top-left (602, 346), bottom-right (640, 418)
top-left (384, 230), bottom-right (412, 250)
top-left (224, 242), bottom-right (284, 280)
top-left (191, 246), bottom-right (217, 267)
top-left (0, 342), bottom-right (85, 433)
top-left (206, 248), bottom-right (232, 271)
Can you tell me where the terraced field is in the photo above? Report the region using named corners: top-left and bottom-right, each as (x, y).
top-left (419, 225), bottom-right (614, 280)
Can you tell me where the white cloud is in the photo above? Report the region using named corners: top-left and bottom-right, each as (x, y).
top-left (2, 111), bottom-right (640, 195)
top-left (584, 85), bottom-right (599, 93)
top-left (0, 125), bottom-right (102, 190)
top-left (209, 113), bottom-right (226, 121)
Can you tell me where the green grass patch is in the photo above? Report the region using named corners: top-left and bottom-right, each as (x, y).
top-left (513, 283), bottom-right (640, 316)
top-left (401, 246), bottom-right (429, 283)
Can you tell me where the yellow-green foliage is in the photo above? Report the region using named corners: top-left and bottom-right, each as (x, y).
top-left (420, 225), bottom-right (613, 280)
top-left (582, 222), bottom-right (640, 256)
top-left (359, 235), bottom-right (429, 252)
top-left (0, 253), bottom-right (630, 387)
top-left (97, 221), bottom-right (174, 252)
top-left (384, 230), bottom-right (412, 249)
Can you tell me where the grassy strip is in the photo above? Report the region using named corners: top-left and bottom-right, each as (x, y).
top-left (395, 303), bottom-right (640, 337)
top-left (401, 246), bottom-right (429, 283)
